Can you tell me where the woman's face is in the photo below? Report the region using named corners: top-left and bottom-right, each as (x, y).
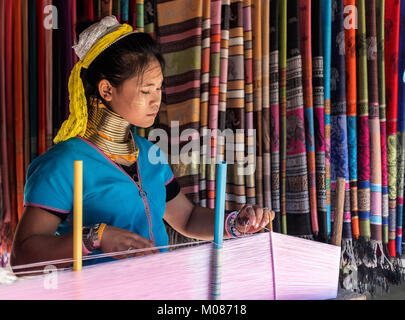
top-left (101, 59), bottom-right (164, 128)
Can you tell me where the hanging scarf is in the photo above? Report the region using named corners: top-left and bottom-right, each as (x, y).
top-left (270, 0), bottom-right (281, 233)
top-left (330, 0), bottom-right (351, 251)
top-left (198, 0), bottom-right (211, 208)
top-left (113, 0), bottom-right (121, 22)
top-left (101, 0), bottom-right (113, 17)
top-left (22, 0), bottom-right (30, 175)
top-left (300, 0), bottom-right (318, 236)
top-left (144, 0), bottom-right (155, 37)
top-left (207, 0), bottom-right (222, 210)
top-left (366, 0), bottom-right (383, 257)
top-left (29, 0), bottom-right (38, 162)
top-left (53, 21), bottom-right (134, 144)
top-left (262, 0), bottom-right (272, 212)
top-left (286, 0), bottom-right (311, 238)
top-left (376, 0), bottom-right (389, 252)
top-left (121, 0), bottom-right (129, 23)
top-left (397, 0), bottom-right (405, 256)
top-left (344, 0), bottom-right (359, 240)
top-left (312, 0), bottom-right (327, 242)
top-left (242, 0), bottom-right (256, 207)
top-left (226, 0), bottom-right (247, 212)
top-left (322, 0), bottom-right (332, 238)
top-left (279, 0), bottom-right (287, 235)
top-left (251, 0), bottom-right (263, 208)
top-left (356, 0), bottom-right (371, 244)
top-left (385, 0), bottom-right (400, 258)
top-left (12, 0), bottom-right (24, 221)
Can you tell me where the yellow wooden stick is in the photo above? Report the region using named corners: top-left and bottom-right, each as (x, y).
top-left (73, 161), bottom-right (83, 271)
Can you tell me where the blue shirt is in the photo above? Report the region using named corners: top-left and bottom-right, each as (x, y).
top-left (24, 129), bottom-right (175, 265)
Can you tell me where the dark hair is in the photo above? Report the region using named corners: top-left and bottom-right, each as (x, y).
top-left (75, 21), bottom-right (165, 105)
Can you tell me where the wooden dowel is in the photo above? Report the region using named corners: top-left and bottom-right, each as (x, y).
top-left (331, 177), bottom-right (345, 247)
top-left (73, 161), bottom-right (83, 271)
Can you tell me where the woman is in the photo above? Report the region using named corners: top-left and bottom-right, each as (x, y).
top-left (10, 16), bottom-right (274, 273)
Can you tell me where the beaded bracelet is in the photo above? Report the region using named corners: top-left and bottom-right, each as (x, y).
top-left (225, 211), bottom-right (243, 238)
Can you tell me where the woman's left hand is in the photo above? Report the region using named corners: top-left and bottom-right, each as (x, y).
top-left (234, 204), bottom-right (275, 234)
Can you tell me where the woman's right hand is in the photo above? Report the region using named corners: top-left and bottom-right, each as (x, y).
top-left (100, 225), bottom-right (159, 259)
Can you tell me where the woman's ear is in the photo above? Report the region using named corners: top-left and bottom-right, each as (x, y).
top-left (98, 79), bottom-right (113, 102)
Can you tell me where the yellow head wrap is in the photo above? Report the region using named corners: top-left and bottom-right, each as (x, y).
top-left (53, 20), bottom-right (134, 144)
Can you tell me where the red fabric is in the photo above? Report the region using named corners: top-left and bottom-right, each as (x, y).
top-left (4, 0), bottom-right (17, 244)
top-left (385, 0), bottom-right (400, 257)
top-left (385, 0), bottom-right (400, 136)
top-left (36, 0), bottom-right (46, 156)
top-left (129, 0), bottom-right (136, 28)
top-left (12, 0), bottom-right (24, 221)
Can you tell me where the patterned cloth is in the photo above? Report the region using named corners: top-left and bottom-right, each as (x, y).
top-left (397, 0), bottom-right (405, 255)
top-left (270, 0), bottom-right (281, 233)
top-left (312, 0), bottom-right (327, 242)
top-left (376, 0), bottom-right (389, 248)
top-left (356, 0), bottom-right (371, 241)
top-left (330, 0), bottom-right (351, 244)
top-left (261, 0), bottom-right (272, 211)
top-left (322, 0), bottom-right (332, 238)
top-left (252, 0), bottom-right (263, 207)
top-left (286, 0), bottom-right (311, 237)
top-left (300, 0), bottom-right (318, 236)
top-left (207, 0), bottom-right (221, 210)
top-left (366, 0), bottom-right (382, 245)
top-left (243, 0), bottom-right (256, 206)
top-left (344, 0), bottom-right (359, 240)
top-left (225, 0), bottom-right (247, 212)
top-left (385, 0), bottom-right (400, 257)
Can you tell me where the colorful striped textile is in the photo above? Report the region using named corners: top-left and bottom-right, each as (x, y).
top-left (251, 0), bottom-right (263, 208)
top-left (312, 0), bottom-right (327, 242)
top-left (330, 0), bottom-right (351, 245)
top-left (344, 0), bottom-right (359, 240)
top-left (279, 0), bottom-right (287, 234)
top-left (225, 0), bottom-right (246, 212)
top-left (356, 0), bottom-right (371, 241)
top-left (155, 0), bottom-right (204, 245)
top-left (376, 0), bottom-right (389, 249)
top-left (300, 0), bottom-right (318, 236)
top-left (207, 0), bottom-right (222, 210)
top-left (322, 0), bottom-right (332, 238)
top-left (286, 0), bottom-right (311, 237)
top-left (385, 0), bottom-right (400, 257)
top-left (366, 0), bottom-right (382, 247)
top-left (397, 0), bottom-right (405, 255)
top-left (242, 0), bottom-right (256, 206)
top-left (261, 0), bottom-right (271, 211)
top-left (218, 0), bottom-right (229, 176)
top-left (270, 0), bottom-right (281, 233)
top-left (156, 0), bottom-right (203, 206)
top-left (198, 0), bottom-right (211, 208)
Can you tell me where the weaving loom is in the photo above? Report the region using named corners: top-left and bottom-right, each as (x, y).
top-left (0, 161), bottom-right (341, 300)
top-left (0, 232), bottom-right (340, 300)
